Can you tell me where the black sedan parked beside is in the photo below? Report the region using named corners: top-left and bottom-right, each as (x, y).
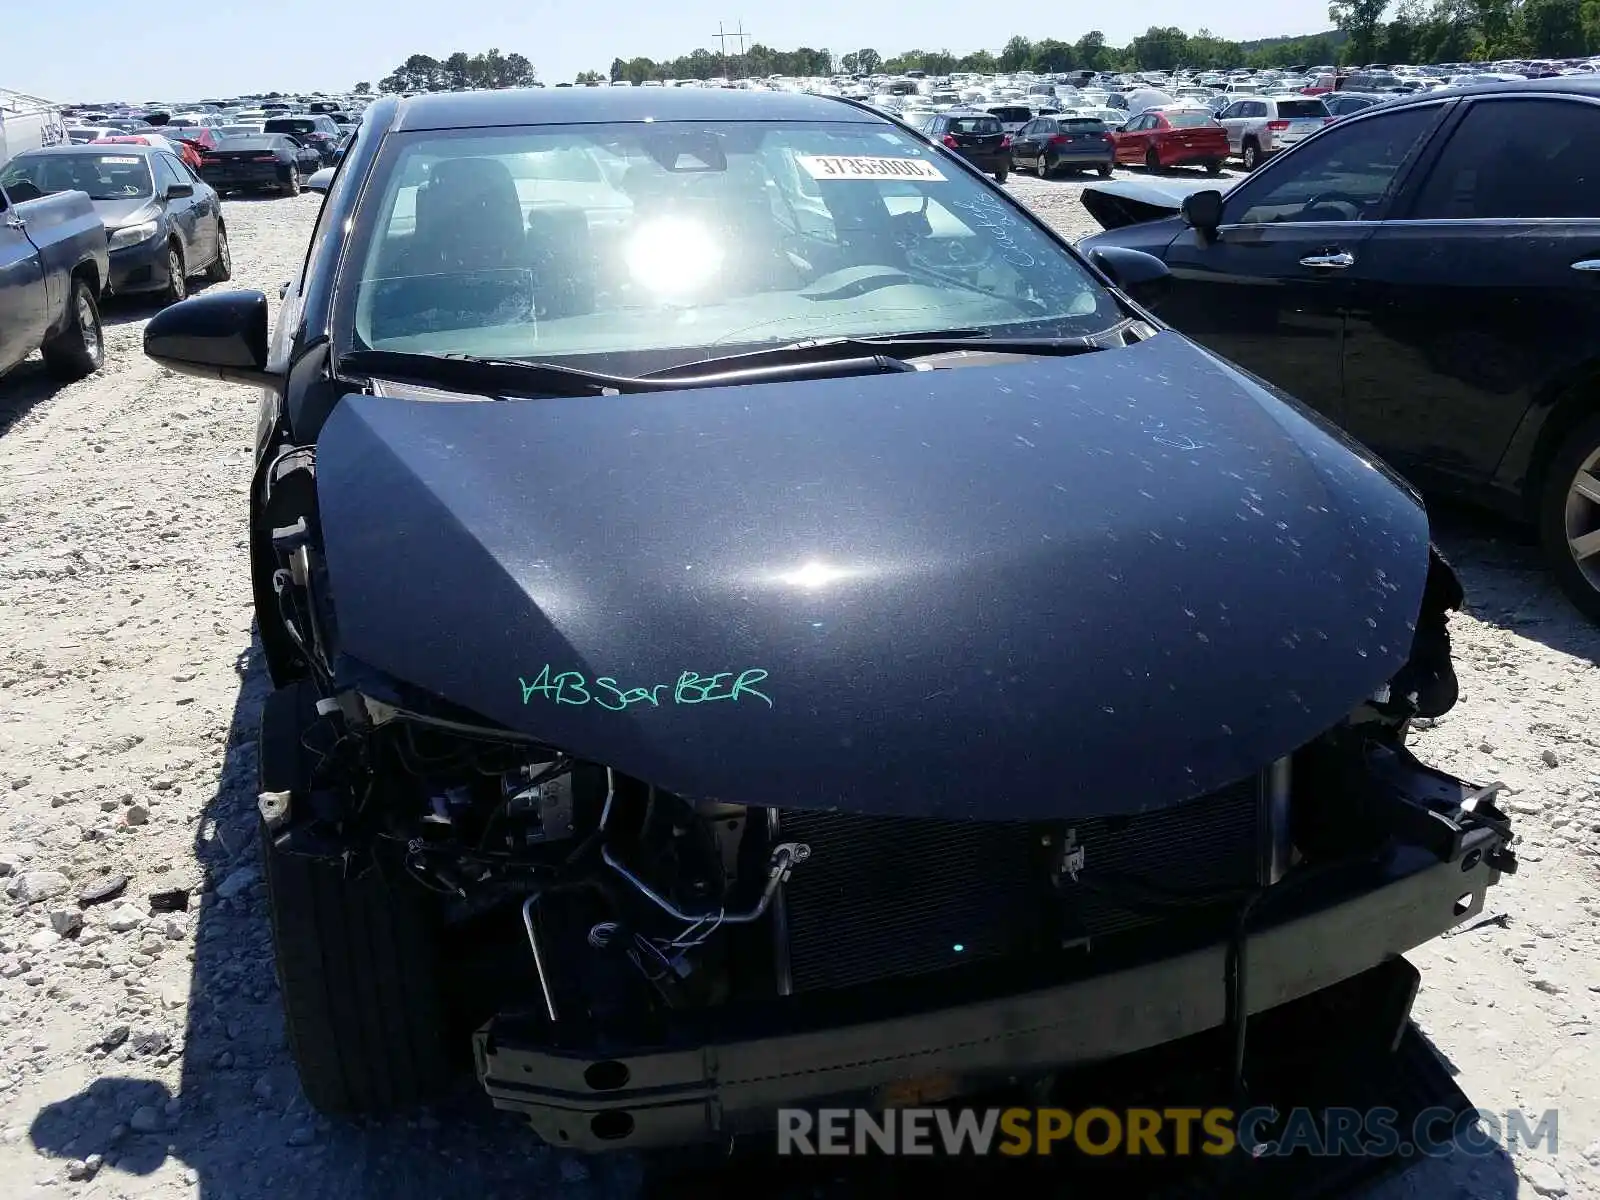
top-left (142, 86), bottom-right (1513, 1156)
top-left (1009, 114), bottom-right (1115, 178)
top-left (0, 143), bottom-right (230, 304)
top-left (200, 134), bottom-right (319, 196)
top-left (262, 114), bottom-right (343, 165)
top-left (1077, 76), bottom-right (1600, 621)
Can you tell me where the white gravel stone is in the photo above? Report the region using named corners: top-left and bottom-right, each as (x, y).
top-left (9, 870), bottom-right (69, 903)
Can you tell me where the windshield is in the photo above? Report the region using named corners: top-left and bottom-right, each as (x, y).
top-left (265, 118), bottom-right (316, 134)
top-left (342, 120), bottom-right (1120, 371)
top-left (0, 153), bottom-right (153, 201)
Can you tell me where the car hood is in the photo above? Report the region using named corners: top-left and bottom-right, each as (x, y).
top-left (92, 197), bottom-right (158, 228)
top-left (1081, 177), bottom-right (1237, 230)
top-left (315, 333), bottom-right (1430, 820)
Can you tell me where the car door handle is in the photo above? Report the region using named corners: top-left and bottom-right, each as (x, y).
top-left (1571, 259), bottom-right (1600, 271)
top-left (1300, 251), bottom-right (1355, 269)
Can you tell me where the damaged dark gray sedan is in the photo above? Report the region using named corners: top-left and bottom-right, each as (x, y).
top-left (143, 87), bottom-right (1518, 1153)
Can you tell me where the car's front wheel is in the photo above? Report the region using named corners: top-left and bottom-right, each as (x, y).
top-left (1035, 154), bottom-right (1050, 180)
top-left (286, 170), bottom-right (302, 197)
top-left (1241, 140), bottom-right (1261, 171)
top-left (1539, 412), bottom-right (1600, 623)
top-left (259, 682), bottom-right (453, 1115)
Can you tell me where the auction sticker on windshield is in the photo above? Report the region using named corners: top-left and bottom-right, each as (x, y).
top-left (797, 155), bottom-right (946, 181)
top-left (100, 157), bottom-right (142, 164)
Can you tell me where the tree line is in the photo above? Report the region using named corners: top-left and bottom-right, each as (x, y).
top-left (370, 0), bottom-right (1600, 98)
top-left (378, 50), bottom-right (537, 94)
top-left (582, 1), bottom-right (1599, 86)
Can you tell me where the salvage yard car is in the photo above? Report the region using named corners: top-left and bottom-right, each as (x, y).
top-left (143, 87), bottom-right (1519, 1153)
top-left (0, 171), bottom-right (107, 381)
top-left (1077, 75), bottom-right (1600, 622)
top-left (3, 144), bottom-right (230, 305)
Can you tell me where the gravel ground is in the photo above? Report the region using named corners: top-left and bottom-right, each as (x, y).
top-left (0, 174), bottom-right (1596, 1200)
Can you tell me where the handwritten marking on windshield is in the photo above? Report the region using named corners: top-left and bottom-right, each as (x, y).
top-left (519, 665), bottom-right (773, 710)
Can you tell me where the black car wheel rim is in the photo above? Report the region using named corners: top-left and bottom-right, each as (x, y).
top-left (77, 288), bottom-right (101, 364)
top-left (1565, 444), bottom-right (1600, 592)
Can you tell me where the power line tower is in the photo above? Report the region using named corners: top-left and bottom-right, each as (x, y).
top-left (713, 20), bottom-right (752, 79)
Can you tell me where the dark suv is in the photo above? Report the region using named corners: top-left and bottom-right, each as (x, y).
top-left (913, 109), bottom-right (1010, 181)
top-left (262, 115), bottom-right (342, 164)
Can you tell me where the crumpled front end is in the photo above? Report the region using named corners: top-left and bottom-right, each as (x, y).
top-left (252, 341), bottom-right (1517, 1152)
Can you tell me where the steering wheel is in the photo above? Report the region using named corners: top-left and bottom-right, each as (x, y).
top-left (1300, 191), bottom-right (1366, 221)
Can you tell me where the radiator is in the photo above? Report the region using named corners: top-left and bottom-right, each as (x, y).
top-left (776, 775), bottom-right (1265, 993)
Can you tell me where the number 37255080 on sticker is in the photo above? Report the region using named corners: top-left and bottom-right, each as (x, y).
top-left (795, 155), bottom-right (946, 182)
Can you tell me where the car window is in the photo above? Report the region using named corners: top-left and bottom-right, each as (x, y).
top-left (3, 152), bottom-right (155, 200)
top-left (945, 116), bottom-right (1002, 135)
top-left (1221, 103), bottom-right (1243, 119)
top-left (159, 155), bottom-right (191, 190)
top-left (1273, 99), bottom-right (1329, 118)
top-left (1408, 97), bottom-right (1599, 220)
top-left (345, 120), bottom-right (1121, 367)
top-left (149, 154), bottom-right (182, 193)
top-left (1229, 104), bottom-right (1439, 224)
top-left (1062, 119), bottom-right (1106, 132)
top-left (1165, 111), bottom-right (1215, 128)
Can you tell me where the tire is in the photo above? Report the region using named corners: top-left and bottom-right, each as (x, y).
top-left (205, 224), bottom-right (232, 283)
top-left (287, 170), bottom-right (302, 197)
top-left (993, 165), bottom-right (1009, 184)
top-left (1241, 140), bottom-right (1261, 171)
top-left (1206, 159), bottom-right (1224, 176)
top-left (259, 681), bottom-right (452, 1115)
top-left (40, 274), bottom-right (104, 382)
top-left (1035, 154), bottom-right (1050, 180)
top-left (1098, 163), bottom-right (1114, 178)
top-left (1537, 412), bottom-right (1600, 624)
top-left (161, 243), bottom-right (187, 306)
top-left (1145, 148), bottom-right (1161, 172)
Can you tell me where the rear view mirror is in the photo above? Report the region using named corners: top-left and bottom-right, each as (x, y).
top-left (1087, 245), bottom-right (1172, 307)
top-left (306, 168), bottom-right (335, 193)
top-left (144, 289), bottom-right (279, 387)
top-left (165, 182), bottom-right (194, 199)
top-left (1181, 189), bottom-right (1225, 236)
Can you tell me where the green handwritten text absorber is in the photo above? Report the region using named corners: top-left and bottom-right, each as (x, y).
top-left (518, 665), bottom-right (773, 710)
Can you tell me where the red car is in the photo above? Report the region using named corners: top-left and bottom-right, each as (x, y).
top-left (91, 133), bottom-right (206, 173)
top-left (1112, 107), bottom-right (1230, 175)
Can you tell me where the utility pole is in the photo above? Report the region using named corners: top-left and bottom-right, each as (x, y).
top-left (712, 20), bottom-right (751, 79)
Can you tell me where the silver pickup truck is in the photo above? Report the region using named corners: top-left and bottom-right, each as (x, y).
top-left (0, 180), bottom-right (110, 382)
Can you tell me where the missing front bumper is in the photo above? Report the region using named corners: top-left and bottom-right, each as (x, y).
top-left (475, 823), bottom-right (1508, 1152)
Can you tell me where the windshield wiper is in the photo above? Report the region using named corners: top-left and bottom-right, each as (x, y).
top-left (642, 330), bottom-right (1110, 379)
top-left (339, 349), bottom-right (919, 398)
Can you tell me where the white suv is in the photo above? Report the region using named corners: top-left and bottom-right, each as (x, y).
top-left (1217, 95), bottom-right (1332, 170)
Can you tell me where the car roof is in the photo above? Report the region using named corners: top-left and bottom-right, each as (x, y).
top-left (15, 143), bottom-right (160, 158)
top-left (390, 86), bottom-right (879, 132)
top-left (1391, 75), bottom-right (1600, 102)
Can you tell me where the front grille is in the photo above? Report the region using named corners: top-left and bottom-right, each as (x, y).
top-left (1059, 776), bottom-right (1264, 939)
top-left (778, 810), bottom-right (1039, 993)
top-left (777, 776), bottom-right (1265, 993)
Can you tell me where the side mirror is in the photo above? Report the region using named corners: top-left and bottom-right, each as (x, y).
top-left (144, 289), bottom-right (279, 387)
top-left (305, 168), bottom-right (335, 193)
top-left (1088, 245), bottom-right (1172, 307)
top-left (1181, 189), bottom-right (1225, 237)
top-left (165, 182), bottom-right (194, 199)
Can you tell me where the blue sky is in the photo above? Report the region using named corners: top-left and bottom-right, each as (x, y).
top-left (2, 0), bottom-right (1336, 102)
